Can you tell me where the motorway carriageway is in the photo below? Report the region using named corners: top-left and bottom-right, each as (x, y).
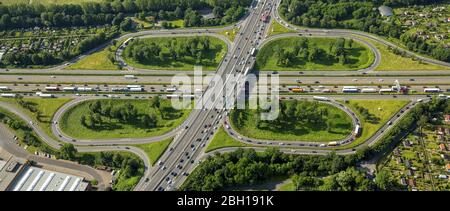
top-left (1, 75), bottom-right (450, 85)
top-left (1, 84), bottom-right (449, 94)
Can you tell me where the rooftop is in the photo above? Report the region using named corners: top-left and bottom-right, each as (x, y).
top-left (0, 160), bottom-right (6, 171)
top-left (0, 159), bottom-right (23, 191)
top-left (379, 6), bottom-right (394, 17)
top-left (8, 166), bottom-right (88, 191)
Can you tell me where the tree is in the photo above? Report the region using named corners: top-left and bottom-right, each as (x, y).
top-left (375, 170), bottom-right (396, 191)
top-left (60, 143), bottom-right (77, 160)
top-left (120, 18), bottom-right (133, 31)
top-left (418, 115), bottom-right (428, 135)
top-left (80, 115), bottom-right (87, 127)
top-left (141, 114), bottom-right (157, 128)
top-left (308, 46), bottom-right (321, 62)
top-left (348, 39), bottom-right (354, 48)
top-left (23, 132), bottom-right (40, 147)
top-left (150, 96), bottom-right (161, 108)
top-left (174, 6), bottom-right (183, 19)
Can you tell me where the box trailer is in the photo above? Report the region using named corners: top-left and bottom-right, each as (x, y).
top-left (0, 86), bottom-right (11, 91)
top-left (126, 85), bottom-right (142, 89)
top-left (63, 87), bottom-right (77, 91)
top-left (39, 93), bottom-right (54, 98)
top-left (361, 88), bottom-right (378, 93)
top-left (313, 96), bottom-right (330, 101)
top-left (424, 88), bottom-right (440, 93)
top-left (379, 88), bottom-right (394, 93)
top-left (45, 86), bottom-right (59, 91)
top-left (1, 93), bottom-right (17, 98)
top-left (129, 87), bottom-right (144, 92)
top-left (124, 75), bottom-right (136, 79)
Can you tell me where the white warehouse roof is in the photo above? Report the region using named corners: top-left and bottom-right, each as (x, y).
top-left (9, 166), bottom-right (88, 191)
top-left (378, 6), bottom-right (393, 17)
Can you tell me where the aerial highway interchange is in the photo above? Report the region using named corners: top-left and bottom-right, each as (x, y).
top-left (0, 0), bottom-right (449, 192)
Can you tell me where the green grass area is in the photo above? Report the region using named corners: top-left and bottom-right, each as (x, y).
top-left (134, 138), bottom-right (172, 165)
top-left (114, 176), bottom-right (141, 191)
top-left (401, 150), bottom-right (417, 160)
top-left (230, 100), bottom-right (353, 142)
top-left (132, 17), bottom-right (154, 29)
top-left (123, 36), bottom-right (227, 71)
top-left (0, 0), bottom-right (101, 5)
top-left (167, 19), bottom-right (184, 28)
top-left (277, 181), bottom-right (295, 191)
top-left (357, 36), bottom-right (450, 71)
top-left (0, 97), bottom-right (72, 141)
top-left (256, 37), bottom-right (374, 71)
top-left (218, 28), bottom-right (238, 42)
top-left (66, 46), bottom-right (121, 70)
top-left (335, 100), bottom-right (409, 149)
top-left (268, 20), bottom-right (295, 37)
top-left (205, 126), bottom-right (248, 153)
top-left (59, 99), bottom-right (190, 140)
top-left (66, 38), bottom-right (124, 70)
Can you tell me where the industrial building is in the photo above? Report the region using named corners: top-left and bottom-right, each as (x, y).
top-left (8, 165), bottom-right (88, 191)
top-left (1, 157), bottom-right (89, 191)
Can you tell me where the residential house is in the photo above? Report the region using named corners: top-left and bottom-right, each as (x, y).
top-left (407, 179), bottom-right (416, 187)
top-left (445, 115), bottom-right (450, 124)
top-left (400, 178), bottom-right (407, 186)
top-left (439, 143), bottom-right (447, 151)
top-left (404, 20), bottom-right (417, 27)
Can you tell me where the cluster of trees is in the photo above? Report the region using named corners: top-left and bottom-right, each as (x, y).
top-left (80, 100), bottom-right (158, 129)
top-left (292, 167), bottom-right (398, 191)
top-left (351, 103), bottom-right (380, 124)
top-left (368, 98), bottom-right (448, 158)
top-left (184, 4), bottom-right (246, 27)
top-left (400, 33), bottom-right (450, 62)
top-left (181, 148), bottom-right (366, 191)
top-left (1, 49), bottom-right (62, 67)
top-left (64, 144), bottom-right (144, 191)
top-left (1, 31), bottom-right (118, 67)
top-left (0, 0), bottom-right (252, 30)
top-left (124, 37), bottom-right (214, 64)
top-left (275, 38), bottom-right (353, 67)
top-left (280, 1), bottom-right (393, 33)
top-left (233, 100), bottom-right (350, 134)
top-left (0, 3), bottom-right (130, 30)
top-left (279, 0), bottom-right (450, 62)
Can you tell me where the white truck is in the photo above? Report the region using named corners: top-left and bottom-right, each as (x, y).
top-left (1, 93), bottom-right (17, 98)
top-left (313, 96), bottom-right (330, 101)
top-left (124, 75), bottom-right (136, 79)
